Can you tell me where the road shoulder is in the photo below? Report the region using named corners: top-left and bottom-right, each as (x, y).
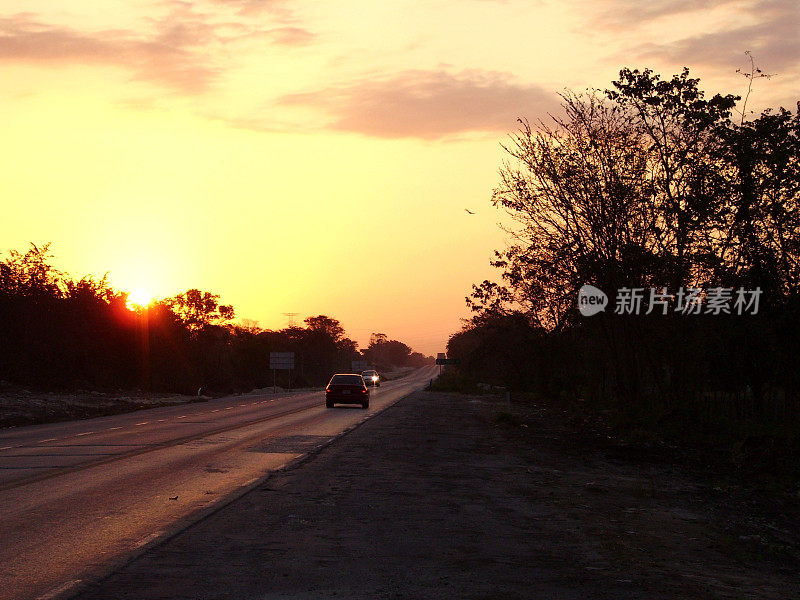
top-left (73, 390), bottom-right (799, 600)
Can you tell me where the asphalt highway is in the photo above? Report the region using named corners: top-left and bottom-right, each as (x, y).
top-left (0, 366), bottom-right (437, 600)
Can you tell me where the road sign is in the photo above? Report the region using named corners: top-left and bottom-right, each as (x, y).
top-left (435, 358), bottom-right (460, 365)
top-left (270, 352), bottom-right (295, 370)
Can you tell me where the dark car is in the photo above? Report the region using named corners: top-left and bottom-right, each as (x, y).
top-left (325, 373), bottom-right (370, 409)
top-left (361, 369), bottom-right (380, 387)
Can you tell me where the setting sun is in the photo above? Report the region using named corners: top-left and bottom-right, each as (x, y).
top-left (126, 288), bottom-right (153, 309)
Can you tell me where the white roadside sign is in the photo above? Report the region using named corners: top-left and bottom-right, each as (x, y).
top-left (270, 352), bottom-right (295, 370)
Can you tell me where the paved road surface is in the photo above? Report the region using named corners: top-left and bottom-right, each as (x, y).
top-left (0, 366), bottom-right (437, 600)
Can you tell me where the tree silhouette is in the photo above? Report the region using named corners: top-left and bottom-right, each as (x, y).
top-left (167, 289), bottom-right (235, 331)
top-left (466, 65), bottom-right (800, 425)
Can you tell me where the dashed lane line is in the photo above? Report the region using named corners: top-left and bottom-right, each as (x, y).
top-left (0, 398), bottom-right (323, 492)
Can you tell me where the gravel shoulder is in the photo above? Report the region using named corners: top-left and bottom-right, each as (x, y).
top-left (72, 391), bottom-right (799, 600)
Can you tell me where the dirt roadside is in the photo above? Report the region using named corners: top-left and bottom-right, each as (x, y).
top-left (71, 391), bottom-right (799, 600)
top-left (0, 382), bottom-right (205, 428)
top-left (0, 383), bottom-right (323, 429)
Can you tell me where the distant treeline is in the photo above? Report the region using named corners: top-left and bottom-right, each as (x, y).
top-left (0, 244), bottom-right (431, 393)
top-left (452, 65), bottom-right (800, 442)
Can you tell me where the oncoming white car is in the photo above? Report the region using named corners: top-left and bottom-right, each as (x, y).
top-left (361, 369), bottom-right (381, 387)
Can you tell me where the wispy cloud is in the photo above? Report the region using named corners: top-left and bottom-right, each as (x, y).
top-left (211, 0), bottom-right (295, 19)
top-left (0, 5), bottom-right (314, 94)
top-left (277, 69), bottom-right (559, 139)
top-left (267, 26), bottom-right (314, 46)
top-left (635, 0), bottom-right (800, 73)
top-left (0, 12), bottom-right (217, 93)
top-left (591, 0), bottom-right (799, 73)
top-left (592, 0), bottom-right (732, 28)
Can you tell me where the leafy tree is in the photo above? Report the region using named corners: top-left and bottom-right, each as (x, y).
top-left (478, 90), bottom-right (662, 330)
top-left (713, 105), bottom-right (800, 298)
top-left (369, 332), bottom-right (388, 346)
top-left (607, 67), bottom-right (739, 290)
top-left (363, 338), bottom-right (413, 369)
top-left (305, 315), bottom-right (346, 343)
top-left (0, 243), bottom-right (63, 299)
top-left (468, 64), bottom-right (800, 420)
top-left (167, 289), bottom-right (235, 331)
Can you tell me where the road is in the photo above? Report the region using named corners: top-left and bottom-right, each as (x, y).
top-left (0, 366), bottom-right (437, 600)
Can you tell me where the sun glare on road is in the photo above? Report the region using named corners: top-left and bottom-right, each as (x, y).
top-left (126, 288), bottom-right (153, 310)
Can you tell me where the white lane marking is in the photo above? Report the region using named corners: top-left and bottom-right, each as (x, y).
top-left (36, 579), bottom-right (82, 600)
top-left (211, 409), bottom-right (220, 413)
top-left (108, 426), bottom-right (122, 431)
top-left (75, 431), bottom-right (94, 437)
top-left (0, 445), bottom-right (14, 450)
top-left (37, 438), bottom-right (57, 443)
top-left (134, 530), bottom-right (164, 548)
top-left (238, 403), bottom-right (246, 407)
top-left (241, 477), bottom-right (259, 487)
top-left (136, 422), bottom-right (149, 426)
top-left (225, 407), bottom-right (233, 410)
top-left (158, 419), bottom-right (166, 422)
top-left (177, 415), bottom-right (187, 419)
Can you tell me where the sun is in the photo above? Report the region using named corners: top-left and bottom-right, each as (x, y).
top-left (126, 288), bottom-right (153, 310)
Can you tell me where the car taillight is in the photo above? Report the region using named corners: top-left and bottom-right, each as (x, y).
top-left (325, 388), bottom-right (331, 393)
top-left (361, 388), bottom-right (367, 393)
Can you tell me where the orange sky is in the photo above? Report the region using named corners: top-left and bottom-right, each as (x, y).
top-left (1, 0), bottom-right (797, 354)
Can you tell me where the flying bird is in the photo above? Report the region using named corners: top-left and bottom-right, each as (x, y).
top-left (465, 208), bottom-right (475, 214)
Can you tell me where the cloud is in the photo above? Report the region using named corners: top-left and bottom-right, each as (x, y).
top-left (267, 26), bottom-right (314, 46)
top-left (208, 0), bottom-right (295, 21)
top-left (0, 12), bottom-right (218, 93)
top-left (590, 0), bottom-right (799, 74)
top-left (0, 7), bottom-right (314, 94)
top-left (634, 0), bottom-right (800, 72)
top-left (277, 69), bottom-right (559, 139)
top-left (592, 0), bottom-right (732, 28)
top-left (0, 14), bottom-right (125, 62)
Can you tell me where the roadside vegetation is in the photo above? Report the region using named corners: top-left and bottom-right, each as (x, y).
top-left (0, 244), bottom-right (431, 397)
top-left (450, 63), bottom-right (800, 485)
